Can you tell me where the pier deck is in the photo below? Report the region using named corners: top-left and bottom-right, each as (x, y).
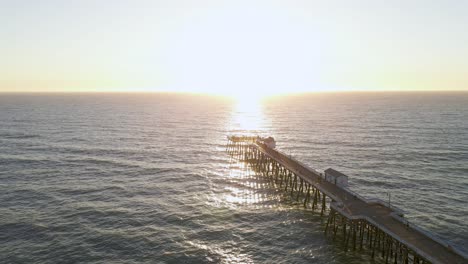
top-left (226, 136), bottom-right (467, 264)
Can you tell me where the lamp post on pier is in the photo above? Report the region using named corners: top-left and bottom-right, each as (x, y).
top-left (387, 192), bottom-right (391, 208)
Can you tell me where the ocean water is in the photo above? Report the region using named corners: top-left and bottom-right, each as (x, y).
top-left (0, 92), bottom-right (467, 263)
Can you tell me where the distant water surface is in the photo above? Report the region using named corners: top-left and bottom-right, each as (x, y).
top-left (0, 92), bottom-right (467, 263)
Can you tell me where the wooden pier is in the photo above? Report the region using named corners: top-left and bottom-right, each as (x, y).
top-left (226, 136), bottom-right (468, 264)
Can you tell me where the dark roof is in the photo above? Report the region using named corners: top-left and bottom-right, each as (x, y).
top-left (324, 168), bottom-right (348, 178)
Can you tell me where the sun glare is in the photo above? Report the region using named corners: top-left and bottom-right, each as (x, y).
top-left (228, 94), bottom-right (266, 134)
top-left (164, 4), bottom-right (326, 97)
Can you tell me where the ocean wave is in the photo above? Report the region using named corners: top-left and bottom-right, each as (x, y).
top-left (0, 132), bottom-right (41, 139)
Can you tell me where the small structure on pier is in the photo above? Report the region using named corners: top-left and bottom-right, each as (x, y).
top-left (324, 168), bottom-right (349, 187)
top-left (261, 136), bottom-right (276, 149)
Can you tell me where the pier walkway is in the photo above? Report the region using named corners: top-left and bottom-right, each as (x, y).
top-left (226, 136), bottom-right (467, 264)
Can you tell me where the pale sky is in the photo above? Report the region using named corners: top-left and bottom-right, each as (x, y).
top-left (1, 0), bottom-right (468, 96)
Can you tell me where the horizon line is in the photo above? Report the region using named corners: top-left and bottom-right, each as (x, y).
top-left (1, 89), bottom-right (468, 94)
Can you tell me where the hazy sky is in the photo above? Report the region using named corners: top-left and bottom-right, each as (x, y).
top-left (1, 0), bottom-right (467, 95)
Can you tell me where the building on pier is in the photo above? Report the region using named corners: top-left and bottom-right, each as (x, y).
top-left (324, 168), bottom-right (349, 187)
top-left (261, 136), bottom-right (276, 149)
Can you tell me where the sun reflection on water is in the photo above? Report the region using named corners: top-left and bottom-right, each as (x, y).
top-left (222, 164), bottom-right (263, 206)
top-left (228, 96), bottom-right (267, 134)
top-left (216, 96), bottom-right (275, 213)
top-left (186, 240), bottom-right (254, 264)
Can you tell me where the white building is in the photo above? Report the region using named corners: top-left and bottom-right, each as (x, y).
top-left (324, 168), bottom-right (349, 188)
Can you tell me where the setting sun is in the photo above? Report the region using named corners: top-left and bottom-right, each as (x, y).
top-left (163, 4), bottom-right (325, 97)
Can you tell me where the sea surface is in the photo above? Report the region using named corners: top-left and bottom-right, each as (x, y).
top-left (0, 92), bottom-right (467, 263)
